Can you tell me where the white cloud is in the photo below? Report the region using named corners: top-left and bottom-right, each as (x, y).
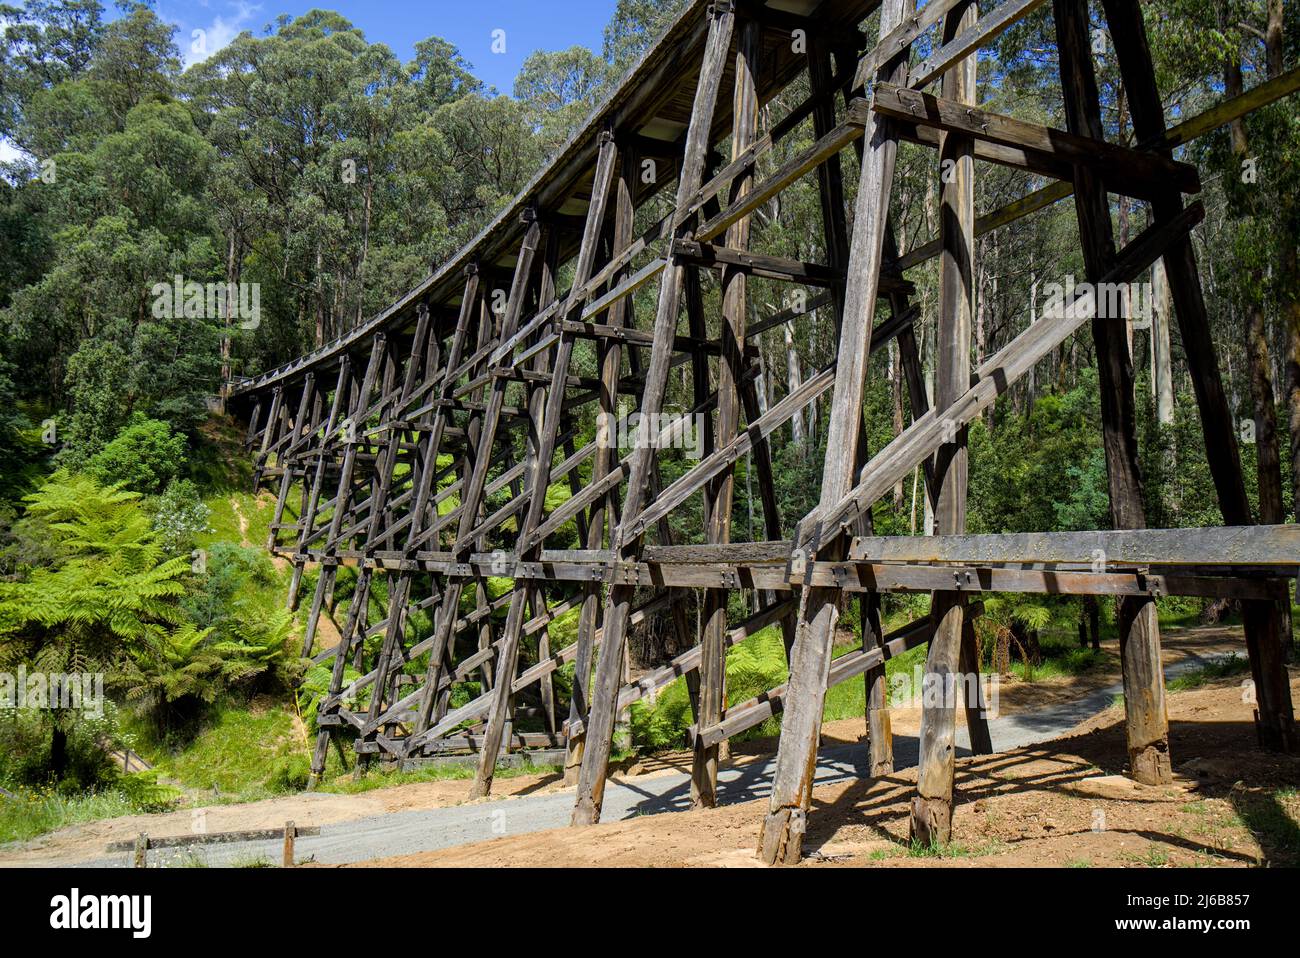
top-left (180, 1), bottom-right (262, 69)
top-left (0, 138), bottom-right (26, 164)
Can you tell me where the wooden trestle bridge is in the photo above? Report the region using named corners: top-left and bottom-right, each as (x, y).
top-left (233, 0), bottom-right (1300, 864)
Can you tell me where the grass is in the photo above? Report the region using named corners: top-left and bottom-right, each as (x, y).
top-left (229, 854), bottom-right (275, 868)
top-left (198, 489), bottom-right (277, 553)
top-left (0, 786), bottom-right (144, 845)
top-left (1165, 654), bottom-right (1251, 693)
top-left (1124, 846), bottom-right (1171, 867)
top-left (906, 836), bottom-right (1006, 859)
top-left (149, 706), bottom-right (309, 801)
top-left (316, 759), bottom-right (563, 796)
top-left (1231, 787), bottom-right (1300, 865)
top-left (1005, 630), bottom-right (1108, 683)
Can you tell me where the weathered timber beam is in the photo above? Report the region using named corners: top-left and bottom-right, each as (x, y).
top-left (849, 526), bottom-right (1300, 568)
top-left (566, 597), bottom-right (798, 739)
top-left (626, 365), bottom-right (838, 539)
top-left (394, 594), bottom-right (672, 749)
top-left (898, 182), bottom-right (1074, 270)
top-left (806, 202), bottom-right (1205, 546)
top-left (853, 0), bottom-right (966, 89)
top-left (907, 0), bottom-right (1049, 89)
top-left (694, 102), bottom-right (870, 244)
top-left (698, 612), bottom-right (942, 747)
top-left (896, 66), bottom-right (1300, 272)
top-left (873, 81), bottom-right (1200, 195)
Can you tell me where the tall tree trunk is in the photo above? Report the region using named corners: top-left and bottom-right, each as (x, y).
top-left (1229, 45), bottom-right (1287, 529)
top-left (1027, 257), bottom-right (1037, 415)
top-left (50, 719), bottom-right (67, 781)
top-left (356, 169), bottom-right (374, 329)
top-left (220, 231), bottom-right (238, 414)
top-left (314, 244), bottom-right (325, 348)
top-left (1151, 258), bottom-right (1175, 425)
top-left (1272, 1), bottom-right (1300, 523)
top-left (891, 339), bottom-right (905, 503)
top-left (783, 322), bottom-right (805, 452)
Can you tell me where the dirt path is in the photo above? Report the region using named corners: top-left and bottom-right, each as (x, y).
top-left (350, 671), bottom-right (1300, 869)
top-left (620, 622), bottom-right (1246, 776)
top-left (230, 496), bottom-right (252, 547)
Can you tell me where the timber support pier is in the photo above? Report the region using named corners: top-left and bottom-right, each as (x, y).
top-left (234, 0), bottom-right (1299, 864)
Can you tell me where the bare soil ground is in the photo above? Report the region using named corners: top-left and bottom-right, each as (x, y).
top-left (348, 670), bottom-right (1300, 868)
top-left (0, 624), bottom-right (1285, 868)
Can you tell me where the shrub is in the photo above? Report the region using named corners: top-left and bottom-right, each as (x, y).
top-left (149, 478), bottom-right (211, 554)
top-left (88, 416), bottom-right (187, 494)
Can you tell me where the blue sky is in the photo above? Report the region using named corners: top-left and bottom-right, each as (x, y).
top-left (0, 0), bottom-right (619, 161)
top-left (2, 0), bottom-right (620, 163)
top-left (154, 0), bottom-right (621, 92)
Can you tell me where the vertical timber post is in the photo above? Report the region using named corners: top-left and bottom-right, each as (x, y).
top-left (1055, 0), bottom-right (1172, 784)
top-left (1099, 0), bottom-right (1295, 754)
top-left (572, 0), bottom-right (737, 827)
top-left (757, 0), bottom-right (911, 866)
top-left (910, 0), bottom-right (978, 848)
top-left (565, 145), bottom-right (639, 785)
top-left (472, 135), bottom-right (620, 797)
top-left (410, 211), bottom-right (543, 751)
top-left (693, 14), bottom-right (762, 810)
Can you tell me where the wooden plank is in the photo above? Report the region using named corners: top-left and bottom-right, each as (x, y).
top-left (851, 526), bottom-right (1300, 568)
top-left (106, 826), bottom-right (322, 853)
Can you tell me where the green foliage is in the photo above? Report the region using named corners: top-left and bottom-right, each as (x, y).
top-left (631, 625), bottom-right (790, 751)
top-left (0, 472), bottom-right (191, 675)
top-left (0, 776), bottom-right (178, 845)
top-left (1166, 654), bottom-right (1252, 692)
top-left (148, 478), bottom-right (211, 554)
top-left (0, 701), bottom-right (123, 791)
top-left (968, 375), bottom-right (1109, 534)
top-left (88, 416), bottom-right (187, 494)
top-left (57, 338), bottom-right (132, 467)
top-left (118, 542), bottom-right (294, 733)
